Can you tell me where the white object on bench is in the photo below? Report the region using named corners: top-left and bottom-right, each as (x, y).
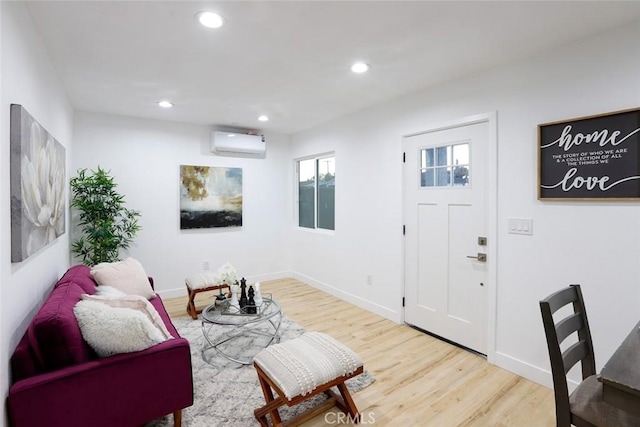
top-left (185, 273), bottom-right (218, 290)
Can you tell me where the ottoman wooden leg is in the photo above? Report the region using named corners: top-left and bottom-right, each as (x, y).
top-left (255, 368), bottom-right (284, 426)
top-left (336, 382), bottom-right (360, 421)
top-left (186, 288), bottom-right (198, 320)
top-left (185, 283), bottom-right (231, 319)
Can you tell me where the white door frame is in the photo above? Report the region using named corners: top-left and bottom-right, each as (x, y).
top-left (402, 111), bottom-right (498, 363)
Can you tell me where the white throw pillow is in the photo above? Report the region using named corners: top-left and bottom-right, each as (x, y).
top-left (82, 293), bottom-right (174, 340)
top-left (74, 300), bottom-right (168, 357)
top-left (90, 257), bottom-right (155, 299)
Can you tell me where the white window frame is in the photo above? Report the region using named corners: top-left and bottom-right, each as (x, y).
top-left (294, 152), bottom-right (335, 232)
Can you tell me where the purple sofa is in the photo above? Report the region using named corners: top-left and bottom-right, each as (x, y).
top-left (7, 265), bottom-right (193, 427)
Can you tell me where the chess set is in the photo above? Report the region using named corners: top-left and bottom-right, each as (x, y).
top-left (219, 278), bottom-right (270, 316)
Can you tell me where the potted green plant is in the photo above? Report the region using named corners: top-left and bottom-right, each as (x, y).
top-left (70, 166), bottom-right (141, 266)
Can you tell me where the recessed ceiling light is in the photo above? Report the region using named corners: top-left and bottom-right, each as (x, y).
top-left (196, 11), bottom-right (225, 29)
top-left (158, 100), bottom-right (173, 108)
top-left (351, 62), bottom-right (370, 73)
top-left (258, 115), bottom-right (269, 122)
top-left (227, 133), bottom-right (236, 137)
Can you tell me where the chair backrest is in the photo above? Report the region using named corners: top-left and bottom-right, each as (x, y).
top-left (539, 284), bottom-right (596, 427)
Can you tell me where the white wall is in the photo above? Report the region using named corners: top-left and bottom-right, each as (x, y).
top-left (290, 21), bottom-right (640, 386)
top-left (72, 112), bottom-right (291, 297)
top-left (1, 2), bottom-right (74, 425)
top-left (289, 116), bottom-right (404, 321)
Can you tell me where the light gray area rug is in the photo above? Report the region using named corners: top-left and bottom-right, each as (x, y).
top-left (147, 315), bottom-right (375, 427)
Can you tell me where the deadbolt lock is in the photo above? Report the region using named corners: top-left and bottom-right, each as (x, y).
top-left (478, 237), bottom-right (487, 246)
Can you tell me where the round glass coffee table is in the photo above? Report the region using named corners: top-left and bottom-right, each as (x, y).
top-left (201, 297), bottom-right (282, 365)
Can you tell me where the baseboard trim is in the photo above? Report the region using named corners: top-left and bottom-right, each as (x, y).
top-left (288, 271), bottom-right (401, 323)
top-left (493, 351), bottom-right (557, 389)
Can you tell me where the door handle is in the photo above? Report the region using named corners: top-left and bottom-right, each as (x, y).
top-left (467, 253), bottom-right (487, 262)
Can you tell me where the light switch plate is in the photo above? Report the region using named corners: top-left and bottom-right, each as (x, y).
top-left (508, 218), bottom-right (533, 236)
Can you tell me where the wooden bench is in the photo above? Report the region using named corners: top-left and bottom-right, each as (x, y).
top-left (185, 273), bottom-right (230, 320)
top-left (253, 332), bottom-right (364, 426)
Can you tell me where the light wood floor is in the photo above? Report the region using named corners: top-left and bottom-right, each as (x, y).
top-left (164, 278), bottom-right (555, 426)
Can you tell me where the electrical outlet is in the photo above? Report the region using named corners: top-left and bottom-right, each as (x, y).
top-left (366, 275), bottom-right (373, 286)
top-left (203, 261), bottom-right (210, 270)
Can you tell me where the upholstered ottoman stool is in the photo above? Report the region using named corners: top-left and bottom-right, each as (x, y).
top-left (253, 332), bottom-right (364, 426)
top-left (185, 273), bottom-right (230, 320)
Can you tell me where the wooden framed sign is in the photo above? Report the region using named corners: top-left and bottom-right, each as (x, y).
top-left (538, 108), bottom-right (640, 200)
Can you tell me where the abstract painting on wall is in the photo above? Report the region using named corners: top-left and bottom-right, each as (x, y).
top-left (10, 104), bottom-right (66, 262)
top-left (180, 165), bottom-right (243, 229)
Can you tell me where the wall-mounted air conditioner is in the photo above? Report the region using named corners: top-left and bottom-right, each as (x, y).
top-left (211, 131), bottom-right (266, 157)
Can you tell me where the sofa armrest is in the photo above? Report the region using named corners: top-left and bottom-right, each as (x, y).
top-left (8, 338), bottom-right (193, 427)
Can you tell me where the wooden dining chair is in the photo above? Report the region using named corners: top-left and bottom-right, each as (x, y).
top-left (540, 284), bottom-right (640, 427)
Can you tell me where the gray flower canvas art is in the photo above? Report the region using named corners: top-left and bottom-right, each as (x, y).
top-left (10, 104), bottom-right (66, 262)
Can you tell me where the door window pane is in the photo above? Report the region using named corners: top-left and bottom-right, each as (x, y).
top-left (421, 148), bottom-right (434, 168)
top-left (420, 142), bottom-right (470, 188)
top-left (453, 144), bottom-right (469, 165)
top-left (421, 168), bottom-right (434, 187)
top-left (436, 146), bottom-right (450, 166)
top-left (436, 168), bottom-right (450, 186)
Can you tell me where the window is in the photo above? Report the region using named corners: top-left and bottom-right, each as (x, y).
top-left (297, 155), bottom-right (335, 230)
top-left (420, 142), bottom-right (470, 187)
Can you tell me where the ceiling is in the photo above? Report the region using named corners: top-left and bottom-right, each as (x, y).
top-left (24, 1), bottom-right (640, 135)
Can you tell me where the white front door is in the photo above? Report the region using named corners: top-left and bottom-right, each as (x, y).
top-left (403, 119), bottom-right (491, 355)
